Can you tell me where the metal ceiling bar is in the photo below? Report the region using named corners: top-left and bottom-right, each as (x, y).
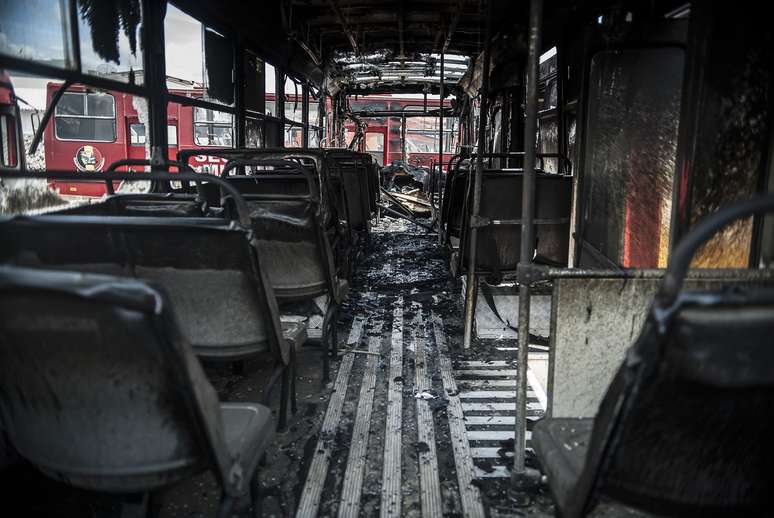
top-left (513, 0), bottom-right (543, 486)
top-left (462, 0), bottom-right (493, 349)
top-left (329, 0), bottom-right (360, 55)
top-left (398, 0), bottom-right (406, 59)
top-left (443, 0), bottom-right (466, 51)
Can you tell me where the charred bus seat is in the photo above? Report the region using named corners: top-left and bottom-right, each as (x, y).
top-left (439, 154), bottom-right (467, 247)
top-left (366, 159), bottom-right (380, 216)
top-left (0, 214), bottom-right (303, 428)
top-left (176, 150), bottom-right (355, 378)
top-left (178, 148), bottom-right (356, 279)
top-left (325, 149), bottom-right (373, 238)
top-left (54, 192), bottom-right (213, 218)
top-left (534, 195), bottom-right (774, 518)
top-left (454, 169), bottom-right (572, 279)
top-left (219, 158), bottom-right (350, 381)
top-left (0, 266), bottom-right (274, 515)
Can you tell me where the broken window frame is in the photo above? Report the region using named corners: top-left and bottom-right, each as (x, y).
top-left (165, 2), bottom-right (237, 150)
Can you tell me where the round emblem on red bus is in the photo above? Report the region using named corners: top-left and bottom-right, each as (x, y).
top-left (73, 145), bottom-right (105, 172)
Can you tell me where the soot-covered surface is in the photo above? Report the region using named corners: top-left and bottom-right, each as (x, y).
top-left (1, 216), bottom-right (556, 517)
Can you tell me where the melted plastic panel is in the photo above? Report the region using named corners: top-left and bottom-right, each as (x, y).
top-left (580, 47), bottom-right (683, 268)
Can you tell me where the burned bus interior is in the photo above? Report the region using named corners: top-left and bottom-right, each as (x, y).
top-left (1, 0), bottom-right (773, 517)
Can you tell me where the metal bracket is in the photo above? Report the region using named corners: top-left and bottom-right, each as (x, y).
top-left (469, 214), bottom-right (491, 228)
top-left (517, 262), bottom-right (550, 285)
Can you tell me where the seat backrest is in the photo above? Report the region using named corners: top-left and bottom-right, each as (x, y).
top-left (570, 194), bottom-right (774, 518)
top-left (574, 288), bottom-right (774, 517)
top-left (325, 150), bottom-right (371, 233)
top-left (367, 161), bottom-right (379, 214)
top-left (442, 157), bottom-right (469, 241)
top-left (458, 170), bottom-right (572, 275)
top-left (0, 266), bottom-right (231, 492)
top-left (52, 193), bottom-right (204, 218)
top-left (176, 147), bottom-right (336, 228)
top-left (0, 216), bottom-right (287, 363)
top-left (219, 159), bottom-right (341, 301)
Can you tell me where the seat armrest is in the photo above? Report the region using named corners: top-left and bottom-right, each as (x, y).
top-left (281, 320), bottom-right (308, 349)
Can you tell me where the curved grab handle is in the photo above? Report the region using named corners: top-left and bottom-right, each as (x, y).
top-left (659, 193), bottom-right (774, 305)
top-left (0, 168), bottom-right (253, 228)
top-left (105, 158), bottom-right (197, 195)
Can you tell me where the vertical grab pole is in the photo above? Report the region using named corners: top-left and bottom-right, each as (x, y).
top-left (141, 0), bottom-right (168, 167)
top-left (462, 0), bottom-right (493, 349)
top-left (437, 52), bottom-right (445, 240)
top-left (513, 0), bottom-right (543, 484)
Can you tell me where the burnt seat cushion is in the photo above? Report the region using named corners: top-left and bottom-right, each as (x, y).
top-left (533, 420), bottom-right (680, 518)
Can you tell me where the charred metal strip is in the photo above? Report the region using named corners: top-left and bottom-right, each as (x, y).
top-left (338, 317), bottom-right (383, 518)
top-left (514, 0), bottom-right (543, 485)
top-left (462, 0), bottom-right (493, 349)
top-left (296, 318), bottom-right (364, 518)
top-left (433, 312), bottom-right (486, 518)
top-left (413, 307), bottom-right (442, 517)
top-left (380, 297), bottom-right (404, 518)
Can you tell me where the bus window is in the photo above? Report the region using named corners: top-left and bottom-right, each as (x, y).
top-left (245, 118), bottom-right (263, 148)
top-left (309, 127), bottom-right (321, 148)
top-left (129, 123), bottom-right (146, 145)
top-left (284, 77), bottom-right (303, 122)
top-left (265, 63), bottom-right (277, 117)
top-left (55, 92), bottom-right (116, 142)
top-left (365, 132), bottom-right (385, 165)
top-left (285, 124), bottom-right (302, 148)
top-left (167, 124), bottom-right (178, 146)
top-left (0, 113), bottom-right (18, 167)
top-left (0, 1), bottom-right (70, 69)
top-left (193, 108), bottom-right (233, 146)
top-left (404, 115), bottom-right (458, 155)
top-left (130, 123), bottom-right (177, 146)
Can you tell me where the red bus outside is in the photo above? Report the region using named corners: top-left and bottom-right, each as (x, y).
top-left (343, 96), bottom-right (458, 170)
top-left (40, 85), bottom-right (457, 197)
top-left (43, 82), bottom-right (232, 197)
top-left (0, 70), bottom-right (22, 170)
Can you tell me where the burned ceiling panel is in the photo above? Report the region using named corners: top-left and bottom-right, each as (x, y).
top-left (170, 0), bottom-right (575, 95)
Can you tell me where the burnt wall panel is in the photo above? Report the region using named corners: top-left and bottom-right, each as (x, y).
top-left (676, 4), bottom-right (773, 267)
top-left (580, 47), bottom-right (683, 268)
